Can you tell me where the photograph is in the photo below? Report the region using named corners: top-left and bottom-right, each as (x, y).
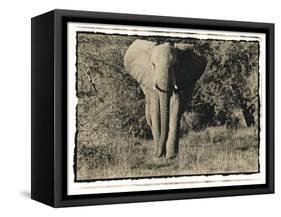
top-left (68, 23), bottom-right (264, 189)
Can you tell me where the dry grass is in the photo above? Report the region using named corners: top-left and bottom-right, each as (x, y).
top-left (76, 126), bottom-right (259, 180)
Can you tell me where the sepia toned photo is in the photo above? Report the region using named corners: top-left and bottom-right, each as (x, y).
top-left (67, 23), bottom-right (266, 195)
top-left (31, 10), bottom-right (274, 206)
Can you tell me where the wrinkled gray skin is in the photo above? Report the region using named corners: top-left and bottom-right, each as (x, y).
top-left (124, 39), bottom-right (207, 159)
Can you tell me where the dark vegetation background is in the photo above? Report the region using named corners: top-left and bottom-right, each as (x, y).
top-left (75, 32), bottom-right (260, 180)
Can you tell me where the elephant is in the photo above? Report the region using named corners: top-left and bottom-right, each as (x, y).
top-left (124, 39), bottom-right (207, 159)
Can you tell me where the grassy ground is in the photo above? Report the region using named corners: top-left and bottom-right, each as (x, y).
top-left (76, 126), bottom-right (259, 181)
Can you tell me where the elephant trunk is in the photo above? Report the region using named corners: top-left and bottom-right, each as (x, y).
top-left (157, 91), bottom-right (170, 157)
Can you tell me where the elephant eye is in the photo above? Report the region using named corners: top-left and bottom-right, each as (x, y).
top-left (151, 63), bottom-right (155, 69)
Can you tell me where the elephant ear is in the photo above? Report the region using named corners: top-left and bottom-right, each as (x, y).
top-left (175, 48), bottom-right (207, 94)
top-left (124, 39), bottom-right (157, 88)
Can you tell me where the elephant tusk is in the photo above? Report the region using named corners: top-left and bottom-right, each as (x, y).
top-left (154, 85), bottom-right (170, 94)
top-left (174, 84), bottom-right (178, 90)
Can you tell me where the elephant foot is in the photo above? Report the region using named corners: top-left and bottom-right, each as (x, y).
top-left (165, 151), bottom-right (177, 159)
top-left (153, 148), bottom-right (166, 161)
top-left (153, 152), bottom-right (164, 159)
top-left (166, 155), bottom-right (176, 160)
top-left (166, 143), bottom-right (178, 159)
top-left (155, 150), bottom-right (165, 158)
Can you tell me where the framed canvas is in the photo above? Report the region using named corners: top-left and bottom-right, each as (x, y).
top-left (31, 9), bottom-right (274, 207)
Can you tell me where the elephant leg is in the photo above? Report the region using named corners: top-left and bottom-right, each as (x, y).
top-left (142, 85), bottom-right (152, 128)
top-left (166, 93), bottom-right (182, 159)
top-left (150, 92), bottom-right (161, 158)
top-left (145, 98), bottom-right (152, 128)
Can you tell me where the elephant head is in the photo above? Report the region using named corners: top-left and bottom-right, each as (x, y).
top-left (124, 39), bottom-right (207, 159)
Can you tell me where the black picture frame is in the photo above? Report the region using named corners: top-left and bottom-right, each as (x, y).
top-left (31, 9), bottom-right (274, 207)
